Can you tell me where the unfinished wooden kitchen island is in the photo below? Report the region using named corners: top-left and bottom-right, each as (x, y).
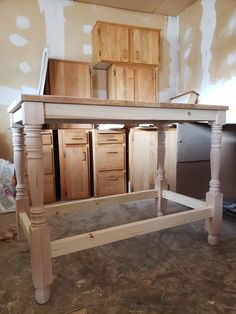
top-left (8, 94), bottom-right (228, 304)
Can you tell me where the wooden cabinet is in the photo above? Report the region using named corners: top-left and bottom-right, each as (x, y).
top-left (129, 128), bottom-right (176, 192)
top-left (92, 130), bottom-right (126, 197)
top-left (92, 21), bottom-right (160, 69)
top-left (46, 59), bottom-right (92, 97)
top-left (58, 129), bottom-right (91, 200)
top-left (129, 124), bottom-right (211, 199)
top-left (108, 64), bottom-right (156, 102)
top-left (130, 27), bottom-right (160, 65)
top-left (25, 130), bottom-right (56, 204)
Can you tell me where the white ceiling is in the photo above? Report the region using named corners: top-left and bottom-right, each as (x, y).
top-left (75, 0), bottom-right (197, 16)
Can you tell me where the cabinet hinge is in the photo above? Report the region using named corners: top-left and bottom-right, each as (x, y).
top-left (99, 50), bottom-right (101, 57)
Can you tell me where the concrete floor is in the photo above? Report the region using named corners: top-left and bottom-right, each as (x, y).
top-left (0, 200), bottom-right (236, 314)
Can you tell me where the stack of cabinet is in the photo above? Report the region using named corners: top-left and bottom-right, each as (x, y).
top-left (92, 130), bottom-right (126, 197)
top-left (92, 21), bottom-right (160, 102)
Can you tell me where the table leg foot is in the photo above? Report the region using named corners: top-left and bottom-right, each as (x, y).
top-left (208, 234), bottom-right (218, 246)
top-left (35, 285), bottom-right (51, 304)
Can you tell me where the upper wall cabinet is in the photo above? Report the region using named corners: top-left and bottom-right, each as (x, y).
top-left (92, 21), bottom-right (161, 69)
top-left (46, 59), bottom-right (92, 98)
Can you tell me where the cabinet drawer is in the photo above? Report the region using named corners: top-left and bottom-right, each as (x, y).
top-left (96, 133), bottom-right (124, 144)
top-left (42, 133), bottom-right (52, 145)
top-left (63, 130), bottom-right (88, 145)
top-left (96, 144), bottom-right (125, 170)
top-left (96, 170), bottom-right (126, 197)
top-left (43, 146), bottom-right (54, 174)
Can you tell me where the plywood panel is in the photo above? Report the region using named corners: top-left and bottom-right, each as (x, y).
top-left (48, 59), bottom-right (91, 98)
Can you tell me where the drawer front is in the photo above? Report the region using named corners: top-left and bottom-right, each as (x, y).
top-left (96, 170), bottom-right (126, 197)
top-left (96, 144), bottom-right (125, 170)
top-left (64, 130), bottom-right (88, 145)
top-left (42, 133), bottom-right (52, 145)
top-left (96, 133), bottom-right (124, 144)
top-left (43, 146), bottom-right (54, 174)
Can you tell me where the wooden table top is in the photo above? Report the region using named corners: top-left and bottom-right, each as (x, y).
top-left (8, 94), bottom-right (229, 113)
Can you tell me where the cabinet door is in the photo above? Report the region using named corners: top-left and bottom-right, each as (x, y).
top-left (48, 59), bottom-right (91, 97)
top-left (108, 65), bottom-right (134, 100)
top-left (97, 23), bottom-right (129, 63)
top-left (131, 28), bottom-right (160, 65)
top-left (134, 67), bottom-right (156, 102)
top-left (61, 145), bottom-right (90, 200)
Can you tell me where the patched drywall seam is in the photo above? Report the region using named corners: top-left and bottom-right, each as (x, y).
top-left (38, 0), bottom-right (72, 58)
top-left (200, 0), bottom-right (216, 91)
top-left (159, 16), bottom-right (179, 101)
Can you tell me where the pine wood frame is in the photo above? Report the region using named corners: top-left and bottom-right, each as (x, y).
top-left (9, 94), bottom-right (228, 304)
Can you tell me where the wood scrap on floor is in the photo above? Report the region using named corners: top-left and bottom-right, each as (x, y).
top-left (0, 225), bottom-right (17, 241)
top-left (64, 308), bottom-right (87, 314)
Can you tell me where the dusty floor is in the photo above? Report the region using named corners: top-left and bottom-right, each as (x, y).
top-left (0, 200), bottom-right (236, 314)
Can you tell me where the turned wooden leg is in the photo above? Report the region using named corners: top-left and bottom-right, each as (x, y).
top-left (25, 125), bottom-right (53, 304)
top-left (155, 124), bottom-right (168, 216)
top-left (12, 127), bottom-right (30, 252)
top-left (206, 123), bottom-right (223, 246)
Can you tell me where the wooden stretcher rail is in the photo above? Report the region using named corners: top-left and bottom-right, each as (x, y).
top-left (51, 206), bottom-right (213, 258)
top-left (45, 190), bottom-right (158, 216)
top-left (19, 212), bottom-right (31, 247)
top-left (162, 190), bottom-right (206, 209)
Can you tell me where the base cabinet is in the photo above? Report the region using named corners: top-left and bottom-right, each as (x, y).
top-left (92, 130), bottom-right (127, 197)
top-left (58, 129), bottom-right (91, 200)
top-left (129, 124), bottom-right (211, 198)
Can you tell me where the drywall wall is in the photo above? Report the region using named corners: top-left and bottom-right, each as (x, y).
top-left (179, 0), bottom-right (236, 123)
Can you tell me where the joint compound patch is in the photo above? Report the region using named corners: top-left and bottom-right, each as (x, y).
top-left (16, 16), bottom-right (31, 29)
top-left (83, 44), bottom-right (92, 55)
top-left (19, 62), bottom-right (32, 73)
top-left (83, 24), bottom-right (92, 34)
top-left (9, 34), bottom-right (28, 46)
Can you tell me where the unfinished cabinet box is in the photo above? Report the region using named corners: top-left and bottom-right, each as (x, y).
top-left (46, 59), bottom-right (92, 97)
top-left (92, 130), bottom-right (126, 197)
top-left (108, 64), bottom-right (157, 102)
top-left (129, 124), bottom-right (211, 199)
top-left (58, 129), bottom-right (91, 200)
top-left (92, 21), bottom-right (160, 69)
top-left (129, 128), bottom-right (176, 192)
top-left (25, 130), bottom-right (56, 204)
